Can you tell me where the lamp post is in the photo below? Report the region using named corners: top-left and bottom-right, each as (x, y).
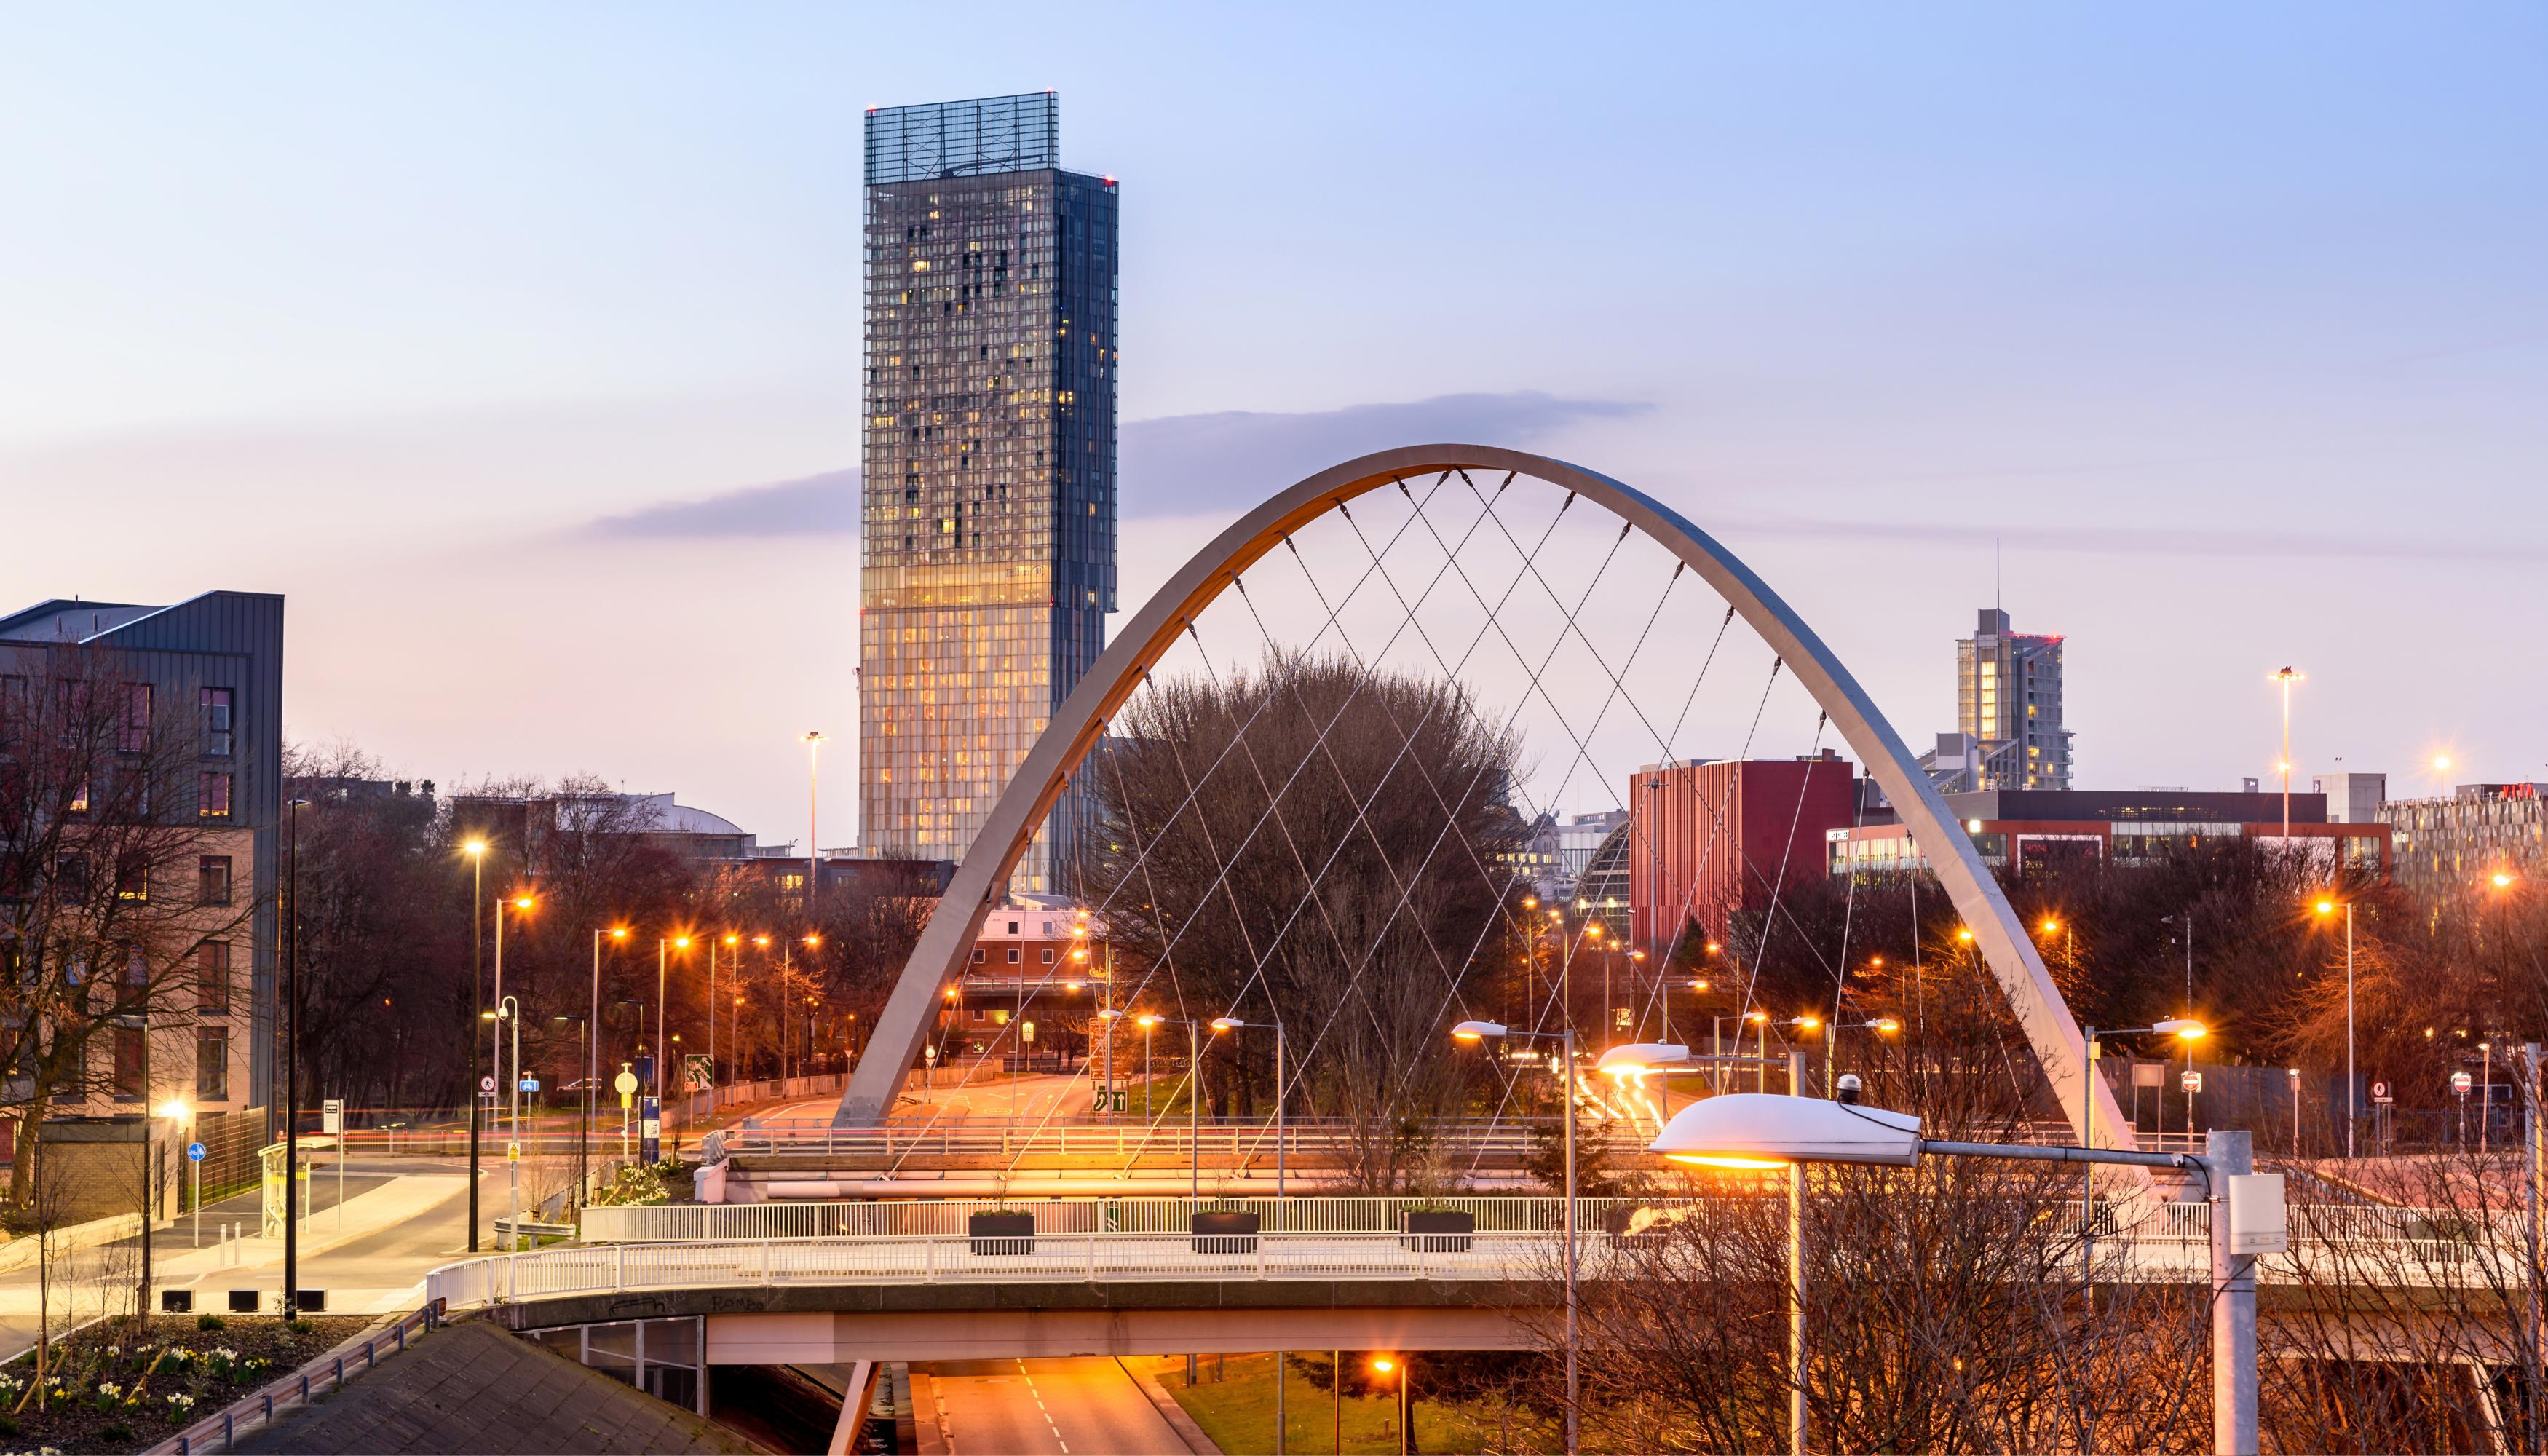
top-left (283, 794), bottom-right (307, 1315)
top-left (2272, 666), bottom-right (2303, 838)
top-left (462, 838), bottom-right (486, 1253)
top-left (1209, 1017), bottom-right (1286, 1195)
top-left (586, 927), bottom-right (626, 1208)
top-left (1452, 1020), bottom-right (1578, 1455)
top-left (1653, 1093), bottom-right (2272, 1456)
top-left (2315, 898), bottom-right (2355, 1157)
top-left (555, 1012), bottom-right (590, 1220)
top-left (1370, 1356), bottom-right (1408, 1456)
top-left (656, 935), bottom-right (691, 1104)
top-left (2079, 1021), bottom-right (2207, 1303)
top-left (484, 997), bottom-right (521, 1249)
top-left (802, 730), bottom-right (826, 918)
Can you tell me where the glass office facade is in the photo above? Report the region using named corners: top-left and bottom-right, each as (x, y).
top-left (860, 93), bottom-right (1117, 893)
top-left (1956, 607), bottom-right (2073, 790)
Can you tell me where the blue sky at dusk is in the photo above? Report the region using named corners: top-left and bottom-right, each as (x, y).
top-left (2, 4), bottom-right (2540, 843)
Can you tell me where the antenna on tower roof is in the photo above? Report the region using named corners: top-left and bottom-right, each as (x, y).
top-left (1994, 537), bottom-right (2001, 612)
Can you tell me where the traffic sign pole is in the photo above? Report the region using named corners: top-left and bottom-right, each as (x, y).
top-left (187, 1140), bottom-right (206, 1248)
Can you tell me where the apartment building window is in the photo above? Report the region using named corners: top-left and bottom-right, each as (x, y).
top-left (197, 855), bottom-right (232, 905)
top-left (197, 941), bottom-right (231, 1014)
top-left (1006, 946), bottom-right (1021, 963)
top-left (113, 1026), bottom-right (144, 1100)
top-left (200, 687), bottom-right (233, 758)
top-left (114, 856), bottom-right (148, 902)
top-left (119, 684), bottom-right (151, 753)
top-left (198, 771), bottom-right (232, 819)
top-left (971, 948), bottom-right (986, 963)
top-left (1040, 948), bottom-right (1056, 964)
top-left (197, 1027), bottom-right (229, 1101)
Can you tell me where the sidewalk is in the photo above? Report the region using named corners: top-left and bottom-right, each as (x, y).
top-left (0, 1174), bottom-right (466, 1317)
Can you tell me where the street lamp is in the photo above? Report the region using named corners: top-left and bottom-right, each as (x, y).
top-left (2078, 1020), bottom-right (2205, 1283)
top-left (1209, 1017), bottom-right (1288, 1195)
top-left (585, 925), bottom-right (626, 1211)
top-left (2271, 666), bottom-right (2304, 838)
top-left (483, 997), bottom-right (523, 1249)
top-left (1370, 1355), bottom-right (1408, 1456)
top-left (462, 838), bottom-right (486, 1253)
top-left (801, 730), bottom-right (826, 917)
top-left (656, 934), bottom-right (692, 1104)
top-left (1452, 1019), bottom-right (1578, 1455)
top-left (1651, 1092), bottom-right (2275, 1456)
top-left (555, 1011), bottom-right (591, 1218)
top-left (2314, 897), bottom-right (2356, 1157)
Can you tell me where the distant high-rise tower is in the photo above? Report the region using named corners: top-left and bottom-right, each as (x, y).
top-left (1956, 607), bottom-right (2073, 790)
top-left (859, 92), bottom-right (1117, 893)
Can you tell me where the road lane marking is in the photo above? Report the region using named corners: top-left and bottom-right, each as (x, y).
top-left (1016, 1358), bottom-right (1069, 1453)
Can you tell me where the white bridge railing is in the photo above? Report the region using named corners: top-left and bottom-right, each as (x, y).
top-left (586, 1194), bottom-right (1637, 1243)
top-left (698, 1117), bottom-right (1651, 1166)
top-left (433, 1229), bottom-right (1576, 1313)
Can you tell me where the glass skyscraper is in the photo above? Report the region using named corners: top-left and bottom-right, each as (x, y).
top-left (1956, 606), bottom-right (2073, 790)
top-left (859, 92), bottom-right (1117, 893)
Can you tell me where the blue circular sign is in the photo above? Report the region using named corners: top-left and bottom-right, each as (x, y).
top-left (186, 1142), bottom-right (206, 1162)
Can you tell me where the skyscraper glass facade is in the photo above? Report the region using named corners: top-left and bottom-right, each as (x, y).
top-left (1956, 607), bottom-right (2073, 790)
top-left (860, 92), bottom-right (1117, 892)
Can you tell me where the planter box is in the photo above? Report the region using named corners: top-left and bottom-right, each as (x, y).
top-left (1191, 1211), bottom-right (1260, 1254)
top-left (968, 1211), bottom-right (1036, 1255)
top-left (1398, 1209), bottom-right (1475, 1253)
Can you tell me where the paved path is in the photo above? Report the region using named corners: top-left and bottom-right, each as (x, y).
top-left (917, 1356), bottom-right (1192, 1455)
top-left (234, 1318), bottom-right (753, 1454)
top-left (0, 1159), bottom-right (513, 1350)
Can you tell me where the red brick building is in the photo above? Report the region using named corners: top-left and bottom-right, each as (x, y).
top-left (1626, 752), bottom-right (1859, 955)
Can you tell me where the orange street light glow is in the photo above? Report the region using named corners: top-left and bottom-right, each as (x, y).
top-left (462, 839), bottom-right (487, 856)
top-left (2040, 918), bottom-right (2060, 934)
top-left (611, 927), bottom-right (629, 940)
top-left (513, 895), bottom-right (534, 910)
top-left (2494, 871), bottom-right (2516, 890)
top-left (1746, 1010), bottom-right (1769, 1024)
top-left (1135, 1014), bottom-right (1161, 1028)
top-left (1667, 1152), bottom-right (1790, 1170)
top-left (1956, 929), bottom-right (1974, 943)
top-left (1369, 1357), bottom-right (1396, 1375)
top-left (673, 935), bottom-right (692, 949)
top-left (2315, 900), bottom-right (2337, 916)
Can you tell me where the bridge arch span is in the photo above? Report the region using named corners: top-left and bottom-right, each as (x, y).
top-left (834, 445), bottom-right (2117, 1147)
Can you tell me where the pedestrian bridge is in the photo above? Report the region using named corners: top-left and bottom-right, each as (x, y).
top-left (427, 1196), bottom-right (2493, 1366)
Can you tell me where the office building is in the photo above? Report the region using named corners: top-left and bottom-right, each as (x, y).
top-left (859, 92), bottom-right (1119, 894)
top-left (1626, 752), bottom-right (1858, 954)
top-left (2382, 783), bottom-right (2548, 899)
top-left (1956, 608), bottom-right (2073, 790)
top-left (2313, 771), bottom-right (2388, 825)
top-left (1825, 788), bottom-right (2390, 879)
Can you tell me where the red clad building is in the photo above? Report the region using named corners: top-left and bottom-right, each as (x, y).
top-left (1626, 752), bottom-right (1859, 955)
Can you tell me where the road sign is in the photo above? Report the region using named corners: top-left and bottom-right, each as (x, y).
top-left (924, 1045), bottom-right (938, 1060)
top-left (186, 1142), bottom-right (205, 1163)
top-left (613, 1067), bottom-right (638, 1109)
top-left (1021, 1021), bottom-right (1035, 1044)
top-left (2371, 1080), bottom-right (2390, 1101)
top-left (2180, 1069), bottom-right (2204, 1094)
top-left (480, 1075), bottom-right (496, 1095)
top-left (684, 1054), bottom-right (713, 1092)
top-left (322, 1099), bottom-right (343, 1135)
top-left (518, 1078), bottom-right (539, 1093)
top-left (505, 1140), bottom-right (520, 1162)
top-left (2453, 1071), bottom-right (2474, 1094)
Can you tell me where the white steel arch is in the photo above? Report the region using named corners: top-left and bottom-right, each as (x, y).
top-left (834, 446), bottom-right (2124, 1150)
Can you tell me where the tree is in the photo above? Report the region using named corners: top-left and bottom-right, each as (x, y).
top-left (0, 646), bottom-right (255, 1208)
top-left (1085, 651), bottom-right (1526, 1192)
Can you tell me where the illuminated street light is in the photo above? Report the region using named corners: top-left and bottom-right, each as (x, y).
top-left (2315, 898), bottom-right (2357, 1157)
top-left (1451, 1020), bottom-right (1577, 1452)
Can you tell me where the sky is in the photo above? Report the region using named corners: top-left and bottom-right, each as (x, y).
top-left (1, 4), bottom-right (2541, 844)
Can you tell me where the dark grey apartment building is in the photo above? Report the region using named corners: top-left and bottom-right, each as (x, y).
top-left (0, 591), bottom-right (284, 1190)
top-left (858, 91), bottom-right (1118, 894)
